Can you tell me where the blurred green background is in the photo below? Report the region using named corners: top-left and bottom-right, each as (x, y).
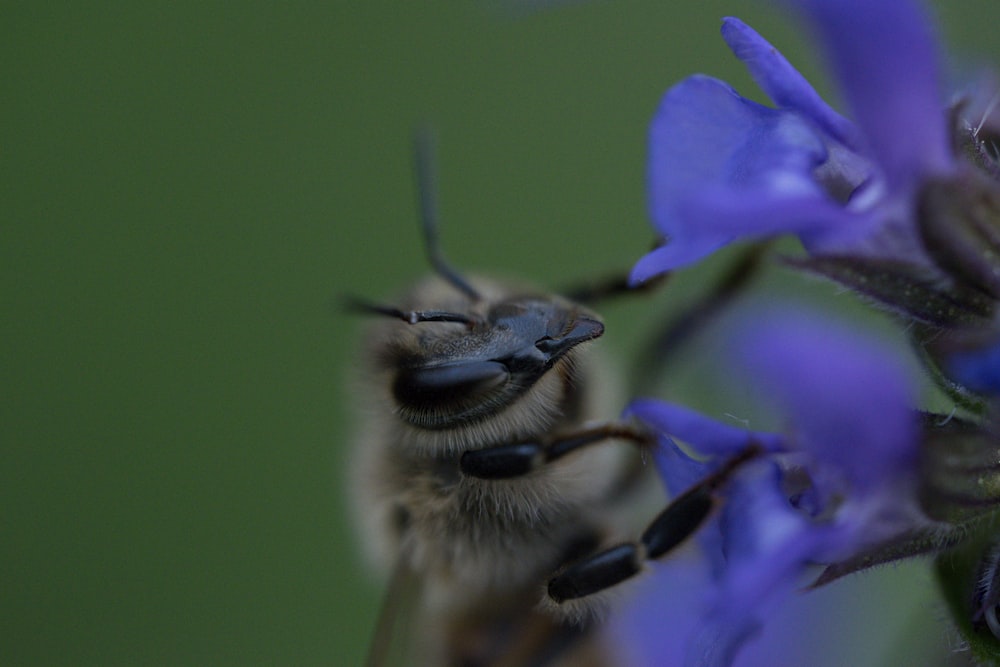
top-left (4, 2), bottom-right (999, 665)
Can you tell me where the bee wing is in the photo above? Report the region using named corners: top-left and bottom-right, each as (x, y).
top-left (364, 557), bottom-right (425, 667)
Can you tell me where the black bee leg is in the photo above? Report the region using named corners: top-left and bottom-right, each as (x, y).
top-left (633, 241), bottom-right (770, 394)
top-left (562, 270), bottom-right (669, 305)
top-left (547, 543), bottom-right (645, 603)
top-left (459, 422), bottom-right (653, 480)
top-left (547, 445), bottom-right (762, 603)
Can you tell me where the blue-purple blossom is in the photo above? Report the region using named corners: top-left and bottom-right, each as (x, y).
top-left (630, 0), bottom-right (954, 284)
top-left (945, 340), bottom-right (1000, 394)
top-left (629, 0), bottom-right (1000, 392)
top-left (607, 0), bottom-right (1000, 660)
top-left (613, 310), bottom-right (920, 666)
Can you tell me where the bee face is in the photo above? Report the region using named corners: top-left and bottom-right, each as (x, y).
top-left (384, 290), bottom-right (604, 430)
top-left (358, 277), bottom-right (611, 459)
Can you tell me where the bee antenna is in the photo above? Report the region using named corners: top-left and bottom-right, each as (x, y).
top-left (343, 295), bottom-right (477, 327)
top-left (414, 125), bottom-right (482, 301)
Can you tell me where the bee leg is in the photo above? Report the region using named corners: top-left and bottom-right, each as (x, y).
top-left (562, 270), bottom-right (668, 305)
top-left (547, 445), bottom-right (762, 603)
top-left (547, 483), bottom-right (714, 603)
top-left (459, 422), bottom-right (652, 480)
top-left (632, 241), bottom-right (770, 394)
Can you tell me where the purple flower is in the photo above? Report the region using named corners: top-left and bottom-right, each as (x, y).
top-left (613, 309), bottom-right (920, 666)
top-left (942, 337), bottom-right (1000, 395)
top-left (612, 0), bottom-right (1000, 659)
top-left (630, 0), bottom-right (954, 284)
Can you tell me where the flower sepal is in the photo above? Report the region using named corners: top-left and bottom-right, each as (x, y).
top-left (786, 254), bottom-right (995, 326)
top-left (810, 526), bottom-right (966, 589)
top-left (919, 415), bottom-right (1000, 523)
top-left (918, 175), bottom-right (1000, 300)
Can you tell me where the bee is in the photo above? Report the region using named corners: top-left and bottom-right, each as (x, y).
top-left (347, 131), bottom-right (721, 666)
top-left (351, 133), bottom-right (668, 665)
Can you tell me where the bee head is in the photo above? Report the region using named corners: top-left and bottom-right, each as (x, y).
top-left (390, 295), bottom-right (603, 429)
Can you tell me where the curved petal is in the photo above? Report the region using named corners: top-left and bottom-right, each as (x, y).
top-left (676, 187), bottom-right (857, 240)
top-left (686, 464), bottom-right (837, 667)
top-left (649, 76), bottom-right (828, 221)
top-left (629, 235), bottom-right (732, 282)
top-left (721, 16), bottom-right (858, 148)
top-left (609, 556), bottom-right (711, 667)
top-left (647, 74), bottom-right (832, 266)
top-left (794, 0), bottom-right (953, 184)
top-left (625, 398), bottom-right (784, 456)
top-left (730, 310), bottom-right (918, 494)
top-left (649, 434), bottom-right (711, 496)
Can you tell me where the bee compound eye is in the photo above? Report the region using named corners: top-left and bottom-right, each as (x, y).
top-left (393, 360), bottom-right (510, 413)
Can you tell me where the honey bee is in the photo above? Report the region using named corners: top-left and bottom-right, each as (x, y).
top-left (347, 131), bottom-right (710, 667)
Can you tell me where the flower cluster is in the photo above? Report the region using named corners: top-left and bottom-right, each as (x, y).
top-left (615, 0), bottom-right (1000, 664)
